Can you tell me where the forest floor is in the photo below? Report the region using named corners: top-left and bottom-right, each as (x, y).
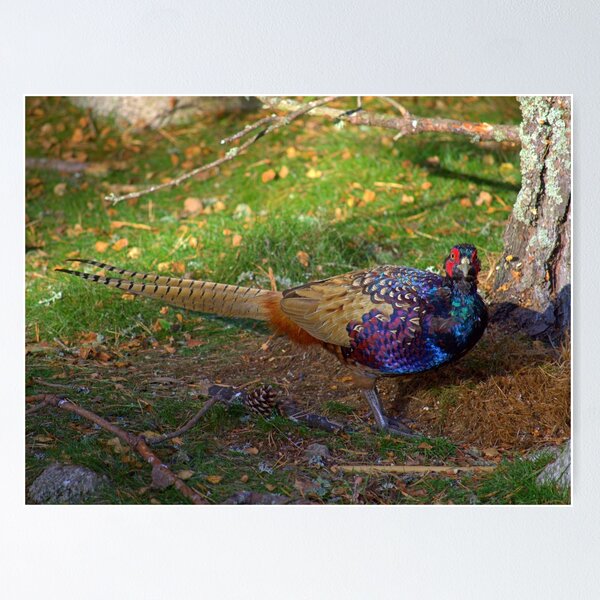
top-left (25, 96), bottom-right (570, 504)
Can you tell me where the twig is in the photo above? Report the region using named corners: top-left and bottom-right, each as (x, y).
top-left (106, 96), bottom-right (338, 204)
top-left (258, 96), bottom-right (520, 144)
top-left (381, 96), bottom-right (411, 118)
top-left (25, 394), bottom-right (208, 504)
top-left (332, 464), bottom-right (497, 475)
top-left (146, 396), bottom-right (219, 445)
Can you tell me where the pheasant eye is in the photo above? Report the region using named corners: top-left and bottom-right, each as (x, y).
top-left (451, 249), bottom-right (459, 261)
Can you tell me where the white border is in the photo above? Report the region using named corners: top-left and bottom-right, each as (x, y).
top-left (2, 2), bottom-right (597, 598)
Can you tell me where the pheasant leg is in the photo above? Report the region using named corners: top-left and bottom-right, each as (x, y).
top-left (361, 387), bottom-right (416, 437)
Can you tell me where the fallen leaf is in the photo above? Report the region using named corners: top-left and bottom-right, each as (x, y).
top-left (476, 191), bottom-right (493, 206)
top-left (231, 234), bottom-right (243, 247)
top-left (499, 162), bottom-right (514, 173)
top-left (483, 447), bottom-right (500, 458)
top-left (363, 189), bottom-right (376, 203)
top-left (53, 183), bottom-right (67, 196)
top-left (183, 197), bottom-right (204, 214)
top-left (111, 238), bottom-right (128, 251)
top-left (341, 149), bottom-right (352, 160)
top-left (71, 128), bottom-right (85, 144)
top-left (106, 437), bottom-right (125, 454)
top-left (127, 246), bottom-right (141, 259)
top-left (417, 442), bottom-right (433, 450)
top-left (401, 194), bottom-right (414, 204)
top-left (213, 200), bottom-right (226, 212)
top-left (278, 165), bottom-right (289, 179)
top-left (84, 163), bottom-right (109, 176)
top-left (176, 469), bottom-right (194, 481)
top-left (286, 147), bottom-right (297, 158)
top-left (240, 474), bottom-right (249, 483)
top-left (206, 475), bottom-right (223, 484)
top-left (95, 241), bottom-right (109, 253)
top-left (460, 198), bottom-right (473, 208)
top-left (421, 181), bottom-right (433, 190)
top-left (110, 220), bottom-right (153, 231)
top-left (296, 250), bottom-right (310, 267)
top-left (306, 167), bottom-right (322, 179)
top-left (261, 169), bottom-right (276, 183)
top-left (243, 447), bottom-right (259, 455)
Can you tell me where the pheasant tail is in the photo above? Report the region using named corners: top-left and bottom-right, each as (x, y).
top-left (55, 259), bottom-right (280, 321)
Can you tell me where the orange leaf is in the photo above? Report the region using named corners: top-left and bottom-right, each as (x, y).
top-left (261, 169), bottom-right (276, 183)
top-left (306, 167), bottom-right (322, 179)
top-left (363, 189), bottom-right (376, 203)
top-left (476, 191), bottom-right (493, 206)
top-left (421, 181), bottom-right (433, 190)
top-left (231, 234), bottom-right (243, 247)
top-left (95, 241), bottom-right (109, 253)
top-left (183, 197), bottom-right (203, 214)
top-left (278, 165), bottom-right (289, 179)
top-left (111, 238), bottom-right (128, 251)
top-left (206, 475), bottom-right (223, 484)
top-left (460, 198), bottom-right (473, 208)
top-left (296, 251), bottom-right (310, 267)
top-left (286, 147), bottom-right (297, 158)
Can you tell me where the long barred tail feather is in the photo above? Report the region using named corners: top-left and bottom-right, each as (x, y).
top-left (56, 261), bottom-right (280, 321)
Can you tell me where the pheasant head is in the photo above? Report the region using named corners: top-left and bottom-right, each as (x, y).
top-left (444, 244), bottom-right (481, 284)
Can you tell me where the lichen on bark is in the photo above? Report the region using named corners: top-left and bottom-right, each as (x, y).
top-left (493, 96), bottom-right (571, 336)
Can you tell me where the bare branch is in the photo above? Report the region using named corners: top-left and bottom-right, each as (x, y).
top-left (106, 96), bottom-right (339, 204)
top-left (146, 396), bottom-right (219, 445)
top-left (258, 96), bottom-right (520, 144)
top-left (332, 464), bottom-right (497, 475)
top-left (26, 394), bottom-right (208, 504)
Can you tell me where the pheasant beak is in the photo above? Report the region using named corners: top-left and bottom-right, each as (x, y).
top-left (455, 256), bottom-right (477, 280)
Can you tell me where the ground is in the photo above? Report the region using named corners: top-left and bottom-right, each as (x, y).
top-left (25, 96), bottom-right (570, 504)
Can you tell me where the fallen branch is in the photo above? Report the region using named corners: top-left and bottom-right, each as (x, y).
top-left (26, 157), bottom-right (90, 173)
top-left (258, 96), bottom-right (520, 144)
top-left (106, 95), bottom-right (338, 204)
top-left (145, 396), bottom-right (219, 445)
top-left (332, 464), bottom-right (497, 475)
top-left (26, 394), bottom-right (208, 504)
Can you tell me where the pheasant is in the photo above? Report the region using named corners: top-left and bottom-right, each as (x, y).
top-left (56, 244), bottom-right (488, 435)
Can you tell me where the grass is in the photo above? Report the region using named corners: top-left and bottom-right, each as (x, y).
top-left (25, 96), bottom-right (569, 504)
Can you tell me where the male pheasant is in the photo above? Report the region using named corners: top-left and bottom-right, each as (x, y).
top-left (56, 244), bottom-right (488, 435)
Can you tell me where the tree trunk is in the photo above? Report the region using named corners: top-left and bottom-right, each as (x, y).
top-left (493, 96), bottom-right (571, 337)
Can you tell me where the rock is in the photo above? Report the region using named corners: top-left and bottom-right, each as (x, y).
top-left (70, 97), bottom-right (260, 129)
top-left (536, 443), bottom-right (571, 488)
top-left (28, 463), bottom-right (109, 504)
top-left (305, 443), bottom-right (331, 468)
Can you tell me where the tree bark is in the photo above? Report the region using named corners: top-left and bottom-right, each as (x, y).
top-left (493, 96), bottom-right (571, 336)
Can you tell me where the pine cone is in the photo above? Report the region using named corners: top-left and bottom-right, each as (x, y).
top-left (244, 385), bottom-right (280, 418)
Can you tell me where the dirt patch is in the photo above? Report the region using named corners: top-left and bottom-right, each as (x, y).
top-left (120, 322), bottom-right (569, 451)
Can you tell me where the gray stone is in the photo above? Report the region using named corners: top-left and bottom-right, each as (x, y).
top-left (536, 443), bottom-right (571, 488)
top-left (70, 97), bottom-right (259, 129)
top-left (305, 444), bottom-right (331, 468)
top-left (28, 463), bottom-right (109, 504)
top-left (305, 443), bottom-right (331, 460)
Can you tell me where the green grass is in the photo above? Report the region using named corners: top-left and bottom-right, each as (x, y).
top-left (25, 96), bottom-right (568, 504)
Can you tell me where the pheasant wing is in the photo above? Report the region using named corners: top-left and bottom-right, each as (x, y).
top-left (280, 267), bottom-right (444, 348)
